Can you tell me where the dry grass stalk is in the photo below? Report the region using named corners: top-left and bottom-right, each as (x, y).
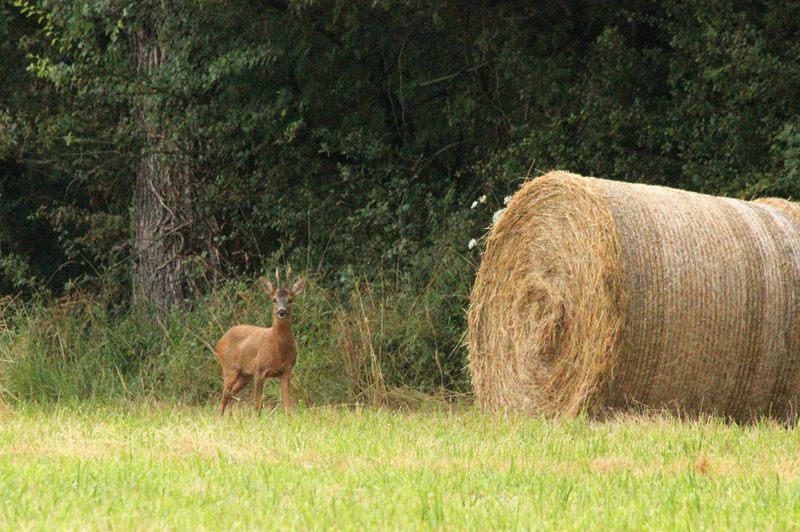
top-left (468, 171), bottom-right (800, 421)
top-left (335, 281), bottom-right (388, 405)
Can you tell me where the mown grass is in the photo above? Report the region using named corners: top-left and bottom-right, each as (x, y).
top-left (1, 402), bottom-right (799, 530)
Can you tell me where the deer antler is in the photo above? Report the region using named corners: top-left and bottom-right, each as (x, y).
top-left (275, 267), bottom-right (281, 288)
top-left (286, 263), bottom-right (293, 287)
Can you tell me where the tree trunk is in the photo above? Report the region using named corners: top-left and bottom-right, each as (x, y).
top-left (130, 27), bottom-right (191, 313)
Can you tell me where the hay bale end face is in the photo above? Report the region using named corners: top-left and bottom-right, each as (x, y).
top-left (468, 171), bottom-right (800, 421)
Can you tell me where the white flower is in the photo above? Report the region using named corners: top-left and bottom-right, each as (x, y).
top-left (468, 238), bottom-right (478, 250)
top-left (470, 201), bottom-right (478, 209)
top-left (504, 195), bottom-right (512, 205)
top-left (493, 208), bottom-right (505, 224)
top-left (478, 194), bottom-right (487, 204)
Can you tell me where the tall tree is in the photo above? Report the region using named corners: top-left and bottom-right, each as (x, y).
top-left (12, 0), bottom-right (221, 310)
top-left (129, 21), bottom-right (195, 311)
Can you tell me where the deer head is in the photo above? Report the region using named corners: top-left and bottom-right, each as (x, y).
top-left (259, 264), bottom-right (307, 321)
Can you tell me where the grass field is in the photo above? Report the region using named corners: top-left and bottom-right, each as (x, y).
top-left (1, 402), bottom-right (799, 530)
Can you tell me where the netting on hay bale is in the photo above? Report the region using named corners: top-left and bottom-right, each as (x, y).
top-left (468, 171), bottom-right (800, 421)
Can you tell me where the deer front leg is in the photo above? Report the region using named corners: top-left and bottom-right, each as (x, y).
top-left (280, 372), bottom-right (292, 413)
top-left (254, 374), bottom-right (266, 414)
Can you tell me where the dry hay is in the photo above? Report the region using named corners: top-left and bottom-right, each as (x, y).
top-left (755, 197), bottom-right (800, 225)
top-left (468, 171), bottom-right (800, 421)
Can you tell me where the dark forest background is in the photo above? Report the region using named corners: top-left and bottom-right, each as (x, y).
top-left (1, 0), bottom-right (799, 403)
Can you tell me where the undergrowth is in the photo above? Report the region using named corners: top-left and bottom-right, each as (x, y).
top-left (0, 256), bottom-right (473, 407)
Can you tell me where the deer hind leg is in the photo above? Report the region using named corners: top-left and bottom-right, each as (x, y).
top-left (230, 375), bottom-right (249, 395)
top-left (220, 372), bottom-right (249, 416)
top-left (220, 372), bottom-right (236, 416)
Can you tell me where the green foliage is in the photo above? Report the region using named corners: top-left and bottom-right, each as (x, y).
top-left (665, 1), bottom-right (800, 197)
top-left (4, 0), bottom-right (800, 293)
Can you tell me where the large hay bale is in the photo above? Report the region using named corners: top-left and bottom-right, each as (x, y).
top-left (468, 171), bottom-right (800, 421)
top-left (756, 198), bottom-right (800, 225)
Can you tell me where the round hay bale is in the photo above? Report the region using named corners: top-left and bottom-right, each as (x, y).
top-left (468, 171), bottom-right (800, 421)
top-left (755, 197), bottom-right (800, 225)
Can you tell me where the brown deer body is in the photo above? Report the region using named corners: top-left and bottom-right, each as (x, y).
top-left (213, 266), bottom-right (306, 415)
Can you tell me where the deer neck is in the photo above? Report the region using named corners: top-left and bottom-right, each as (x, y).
top-left (270, 316), bottom-right (295, 362)
top-left (271, 314), bottom-right (293, 338)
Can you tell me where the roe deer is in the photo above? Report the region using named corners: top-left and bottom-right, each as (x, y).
top-left (212, 265), bottom-right (306, 415)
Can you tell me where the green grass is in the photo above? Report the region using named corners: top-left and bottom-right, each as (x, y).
top-left (1, 402), bottom-right (799, 530)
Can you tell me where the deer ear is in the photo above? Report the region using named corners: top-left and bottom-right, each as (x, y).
top-left (259, 276), bottom-right (276, 297)
top-left (291, 275), bottom-right (307, 295)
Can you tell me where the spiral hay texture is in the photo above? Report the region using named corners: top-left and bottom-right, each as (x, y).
top-left (468, 171), bottom-right (800, 421)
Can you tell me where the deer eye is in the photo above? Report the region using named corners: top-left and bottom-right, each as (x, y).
top-left (288, 298), bottom-right (293, 303)
top-left (272, 299), bottom-right (277, 303)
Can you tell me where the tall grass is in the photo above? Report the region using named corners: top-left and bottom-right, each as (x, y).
top-left (0, 258), bottom-right (472, 407)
